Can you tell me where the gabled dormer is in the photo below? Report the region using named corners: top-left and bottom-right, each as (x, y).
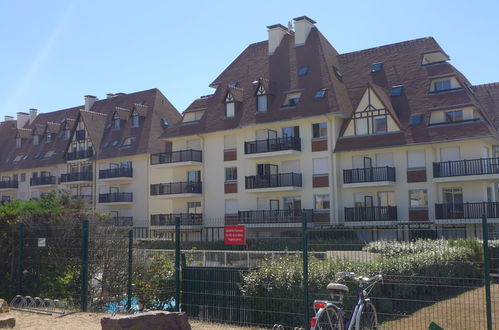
top-left (428, 75), bottom-right (462, 94)
top-left (224, 85), bottom-right (243, 119)
top-left (131, 103), bottom-right (148, 128)
top-left (421, 50), bottom-right (449, 66)
top-left (65, 112), bottom-right (95, 162)
top-left (255, 83), bottom-right (268, 113)
top-left (428, 105), bottom-right (482, 127)
top-left (343, 85), bottom-right (401, 137)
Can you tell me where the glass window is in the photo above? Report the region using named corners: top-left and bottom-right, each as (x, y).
top-left (46, 134), bottom-right (51, 143)
top-left (312, 122), bottom-right (327, 138)
top-left (20, 173), bottom-right (26, 182)
top-left (409, 189), bottom-right (428, 208)
top-left (64, 129), bottom-right (71, 139)
top-left (187, 170), bottom-right (200, 182)
top-left (114, 118), bottom-right (121, 129)
top-left (122, 137), bottom-right (135, 147)
top-left (374, 117), bottom-right (387, 133)
top-left (183, 111), bottom-right (204, 122)
top-left (314, 194), bottom-right (330, 210)
top-left (445, 110), bottom-right (463, 122)
top-left (33, 135), bottom-right (39, 145)
top-left (187, 201), bottom-right (201, 214)
top-left (15, 138), bottom-right (21, 148)
top-left (443, 187), bottom-right (463, 204)
top-left (390, 86), bottom-right (403, 96)
top-left (282, 92), bottom-right (301, 108)
top-left (409, 114), bottom-right (424, 126)
top-left (434, 79), bottom-right (452, 91)
top-left (314, 89), bottom-right (326, 99)
top-left (225, 102), bottom-right (235, 118)
top-left (355, 118), bottom-right (368, 135)
top-left (371, 62), bottom-right (383, 72)
top-left (283, 196), bottom-right (301, 211)
top-left (282, 126), bottom-right (299, 138)
top-left (225, 167), bottom-right (237, 182)
top-left (131, 114), bottom-right (140, 127)
top-left (256, 85), bottom-right (267, 113)
top-left (297, 66), bottom-right (309, 76)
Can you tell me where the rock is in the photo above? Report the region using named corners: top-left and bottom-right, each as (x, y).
top-left (0, 315), bottom-right (15, 328)
top-left (101, 311), bottom-right (191, 330)
top-left (0, 300), bottom-right (9, 313)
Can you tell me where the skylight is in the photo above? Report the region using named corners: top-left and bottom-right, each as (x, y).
top-left (391, 86), bottom-right (404, 97)
top-left (102, 141), bottom-right (109, 148)
top-left (409, 114), bottom-right (424, 126)
top-left (314, 89), bottom-right (327, 99)
top-left (34, 152), bottom-right (41, 159)
top-left (371, 62), bottom-right (383, 73)
top-left (332, 66), bottom-right (343, 81)
top-left (281, 92), bottom-right (301, 108)
top-left (229, 82), bottom-right (238, 87)
top-left (298, 66), bottom-right (309, 76)
top-left (161, 118), bottom-right (169, 127)
top-left (122, 137), bottom-right (135, 147)
top-left (112, 140), bottom-right (119, 147)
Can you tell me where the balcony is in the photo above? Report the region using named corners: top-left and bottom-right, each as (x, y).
top-left (150, 213), bottom-right (203, 226)
top-left (0, 181), bottom-right (18, 191)
top-left (343, 167), bottom-right (396, 188)
top-left (99, 167), bottom-right (133, 182)
top-left (61, 172), bottom-right (92, 183)
top-left (30, 176), bottom-right (57, 187)
top-left (150, 181), bottom-right (202, 198)
top-left (245, 173), bottom-right (302, 192)
top-left (344, 206), bottom-right (398, 222)
top-left (76, 129), bottom-right (86, 141)
top-left (237, 209), bottom-right (313, 226)
top-left (66, 148), bottom-right (93, 162)
top-left (435, 202), bottom-right (499, 221)
top-left (104, 217), bottom-right (133, 226)
top-left (433, 158), bottom-right (499, 182)
top-left (98, 192), bottom-right (133, 204)
top-left (150, 149), bottom-right (202, 167)
top-left (244, 137), bottom-right (301, 158)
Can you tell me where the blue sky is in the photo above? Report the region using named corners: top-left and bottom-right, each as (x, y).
top-left (0, 0), bottom-right (497, 119)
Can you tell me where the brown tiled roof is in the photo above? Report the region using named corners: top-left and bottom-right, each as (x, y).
top-left (114, 107), bottom-right (131, 120)
top-left (472, 83), bottom-right (499, 126)
top-left (17, 128), bottom-right (32, 139)
top-left (46, 122), bottom-right (61, 134)
top-left (133, 103), bottom-right (149, 117)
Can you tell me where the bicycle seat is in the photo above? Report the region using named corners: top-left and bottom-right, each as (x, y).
top-left (326, 283), bottom-right (349, 293)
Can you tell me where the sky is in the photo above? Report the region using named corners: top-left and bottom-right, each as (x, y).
top-left (0, 0), bottom-right (498, 120)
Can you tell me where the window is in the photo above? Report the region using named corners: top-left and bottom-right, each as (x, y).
top-left (256, 85), bottom-right (267, 113)
top-left (187, 170), bottom-right (200, 182)
top-left (407, 150), bottom-right (426, 169)
top-left (282, 126), bottom-right (299, 138)
top-left (332, 66), bottom-right (343, 81)
top-left (131, 114), bottom-right (140, 127)
top-left (33, 135), bottom-right (39, 145)
top-left (225, 199), bottom-right (238, 214)
top-left (433, 79), bottom-right (452, 92)
top-left (282, 92), bottom-right (301, 108)
top-left (46, 134), bottom-right (52, 143)
top-left (15, 138), bottom-right (21, 149)
top-left (312, 122), bottom-right (327, 138)
top-left (113, 116), bottom-right (121, 129)
top-left (229, 82), bottom-right (238, 87)
top-left (225, 167), bottom-right (237, 182)
top-left (409, 114), bottom-right (424, 126)
top-left (445, 110), bottom-right (463, 122)
top-left (374, 118), bottom-right (387, 133)
top-left (371, 62), bottom-right (383, 72)
top-left (225, 92), bottom-right (235, 118)
top-left (13, 174), bottom-right (18, 182)
top-left (297, 66), bottom-right (309, 76)
top-left (314, 89), bottom-right (326, 99)
top-left (314, 194), bottom-right (330, 210)
top-left (224, 135), bottom-right (236, 150)
top-left (409, 189), bottom-right (427, 208)
top-left (43, 150), bottom-right (54, 159)
top-left (443, 187), bottom-right (463, 204)
top-left (378, 191), bottom-right (395, 206)
top-left (313, 158), bottom-right (328, 174)
top-left (64, 129), bottom-right (71, 139)
top-left (161, 118), bottom-right (169, 127)
top-left (111, 140), bottom-right (119, 147)
top-left (187, 201), bottom-right (201, 214)
top-left (390, 86), bottom-right (403, 96)
top-left (183, 111), bottom-right (204, 122)
top-left (355, 118), bottom-right (368, 135)
top-left (20, 173), bottom-right (26, 182)
top-left (283, 196), bottom-right (301, 211)
top-left (122, 137), bottom-right (135, 147)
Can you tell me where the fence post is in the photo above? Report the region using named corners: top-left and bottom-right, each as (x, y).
top-left (302, 212), bottom-right (310, 330)
top-left (126, 229), bottom-right (133, 310)
top-left (482, 215), bottom-right (492, 330)
top-left (17, 222), bottom-right (24, 295)
top-left (175, 216), bottom-right (181, 312)
top-left (80, 220), bottom-right (89, 312)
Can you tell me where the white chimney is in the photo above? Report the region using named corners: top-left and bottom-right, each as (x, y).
top-left (267, 24), bottom-right (288, 55)
top-left (4, 116), bottom-right (14, 121)
top-left (293, 16), bottom-right (316, 46)
top-left (29, 108), bottom-right (37, 124)
top-left (16, 112), bottom-right (29, 128)
top-left (84, 95), bottom-right (97, 111)
top-left (106, 93), bottom-right (116, 99)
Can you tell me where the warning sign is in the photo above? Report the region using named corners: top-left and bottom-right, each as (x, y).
top-left (224, 225), bottom-right (246, 245)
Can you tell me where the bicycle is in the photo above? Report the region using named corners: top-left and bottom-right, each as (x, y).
top-left (310, 272), bottom-right (382, 330)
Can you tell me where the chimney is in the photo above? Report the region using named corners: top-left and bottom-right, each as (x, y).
top-left (84, 95), bottom-right (97, 111)
top-left (106, 93), bottom-right (116, 99)
top-left (4, 116), bottom-right (14, 121)
top-left (29, 108), bottom-right (37, 124)
top-left (293, 16), bottom-right (316, 46)
top-left (267, 24), bottom-right (288, 55)
top-left (16, 112), bottom-right (30, 128)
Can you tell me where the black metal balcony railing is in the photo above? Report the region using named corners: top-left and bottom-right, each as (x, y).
top-left (150, 149), bottom-right (202, 165)
top-left (433, 157), bottom-right (499, 178)
top-left (99, 167), bottom-right (133, 179)
top-left (244, 137), bottom-right (301, 155)
top-left (66, 148), bottom-right (93, 161)
top-left (150, 213), bottom-right (203, 226)
top-left (61, 172), bottom-right (92, 182)
top-left (98, 192), bottom-right (133, 203)
top-left (76, 129), bottom-right (86, 140)
top-left (344, 206), bottom-right (398, 222)
top-left (150, 181), bottom-right (202, 195)
top-left (30, 176), bottom-right (57, 186)
top-left (343, 167), bottom-right (396, 184)
top-left (238, 209), bottom-right (313, 224)
top-left (104, 217), bottom-right (133, 226)
top-left (435, 202), bottom-right (499, 219)
top-left (0, 181), bottom-right (19, 189)
top-left (245, 173), bottom-right (302, 189)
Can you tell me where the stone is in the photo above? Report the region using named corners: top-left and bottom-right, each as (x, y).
top-left (101, 311), bottom-right (191, 330)
top-left (0, 315), bottom-right (15, 328)
top-left (0, 300), bottom-right (9, 313)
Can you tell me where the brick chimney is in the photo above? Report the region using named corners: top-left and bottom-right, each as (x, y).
top-left (293, 16), bottom-right (316, 46)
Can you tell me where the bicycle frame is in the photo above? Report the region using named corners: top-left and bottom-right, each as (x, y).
top-left (345, 285), bottom-right (366, 330)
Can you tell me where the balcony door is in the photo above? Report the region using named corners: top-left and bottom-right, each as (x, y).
top-left (282, 126), bottom-right (299, 138)
top-left (256, 129), bottom-right (277, 140)
top-left (187, 170), bottom-right (201, 182)
top-left (443, 187), bottom-right (463, 218)
top-left (257, 164), bottom-right (278, 187)
top-left (110, 186), bottom-right (119, 194)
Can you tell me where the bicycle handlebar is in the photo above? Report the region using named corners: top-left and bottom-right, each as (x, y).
top-left (336, 272), bottom-right (382, 284)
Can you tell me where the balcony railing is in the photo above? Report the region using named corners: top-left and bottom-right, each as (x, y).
top-left (0, 181), bottom-right (18, 189)
top-left (245, 173), bottom-right (302, 189)
top-left (66, 148), bottom-right (93, 161)
top-left (344, 206), bottom-right (398, 222)
top-left (343, 167), bottom-right (396, 184)
top-left (150, 149), bottom-right (202, 165)
top-left (76, 129), bottom-right (86, 140)
top-left (30, 176), bottom-right (56, 186)
top-left (150, 181), bottom-right (202, 195)
top-left (98, 192), bottom-right (133, 203)
top-left (244, 137), bottom-right (301, 154)
top-left (104, 217), bottom-right (133, 226)
top-left (61, 172), bottom-right (92, 182)
top-left (433, 157), bottom-right (499, 178)
top-left (435, 202), bottom-right (499, 219)
top-left (238, 209), bottom-right (313, 224)
top-left (99, 167), bottom-right (133, 179)
top-left (150, 213), bottom-right (203, 226)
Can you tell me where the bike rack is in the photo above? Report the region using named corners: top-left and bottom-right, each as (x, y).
top-left (9, 295), bottom-right (68, 315)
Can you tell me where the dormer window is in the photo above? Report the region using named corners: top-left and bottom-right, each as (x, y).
top-left (15, 138), bottom-right (21, 149)
top-left (33, 135), bottom-right (39, 145)
top-left (183, 110), bottom-right (204, 123)
top-left (282, 92), bottom-right (301, 108)
top-left (122, 137), bottom-right (135, 147)
top-left (113, 114), bottom-right (121, 129)
top-left (256, 85), bottom-right (268, 113)
top-left (371, 62), bottom-right (383, 73)
top-left (225, 92), bottom-right (235, 118)
top-left (445, 110), bottom-right (463, 123)
top-left (131, 113), bottom-right (140, 127)
top-left (64, 129), bottom-right (71, 139)
top-left (46, 134), bottom-right (52, 143)
top-left (390, 86), bottom-right (404, 97)
top-left (421, 51), bottom-right (449, 65)
top-left (434, 79), bottom-right (451, 92)
top-left (429, 77), bottom-right (461, 93)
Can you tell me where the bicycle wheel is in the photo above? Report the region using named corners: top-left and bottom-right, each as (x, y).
top-left (356, 300), bottom-right (378, 330)
top-left (313, 305), bottom-right (344, 330)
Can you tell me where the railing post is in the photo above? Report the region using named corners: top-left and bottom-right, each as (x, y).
top-left (80, 219), bottom-right (89, 312)
top-left (175, 216), bottom-right (181, 312)
top-left (302, 212), bottom-right (310, 330)
top-left (126, 229), bottom-right (133, 310)
top-left (17, 222), bottom-right (24, 295)
top-left (482, 215), bottom-right (493, 330)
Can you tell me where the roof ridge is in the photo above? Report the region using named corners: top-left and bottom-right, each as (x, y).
top-left (339, 37), bottom-right (436, 59)
top-left (80, 109), bottom-right (107, 116)
top-left (472, 82), bottom-right (499, 89)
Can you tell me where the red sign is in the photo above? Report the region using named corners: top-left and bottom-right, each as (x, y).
top-left (224, 225), bottom-right (246, 245)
